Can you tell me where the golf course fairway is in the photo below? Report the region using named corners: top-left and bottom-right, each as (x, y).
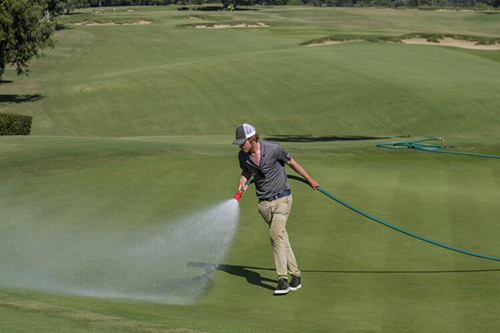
top-left (1, 5), bottom-right (500, 332)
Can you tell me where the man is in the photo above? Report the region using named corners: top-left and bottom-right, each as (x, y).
top-left (233, 123), bottom-right (319, 295)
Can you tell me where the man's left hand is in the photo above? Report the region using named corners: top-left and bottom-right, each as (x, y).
top-left (308, 178), bottom-right (320, 190)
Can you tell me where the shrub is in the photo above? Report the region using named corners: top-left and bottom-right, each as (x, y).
top-left (0, 112), bottom-right (33, 135)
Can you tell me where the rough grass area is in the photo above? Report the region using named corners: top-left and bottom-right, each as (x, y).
top-left (0, 294), bottom-right (205, 333)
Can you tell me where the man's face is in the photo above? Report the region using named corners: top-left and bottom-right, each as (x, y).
top-left (239, 139), bottom-right (252, 153)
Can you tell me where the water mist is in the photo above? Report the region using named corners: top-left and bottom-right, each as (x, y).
top-left (0, 199), bottom-right (240, 305)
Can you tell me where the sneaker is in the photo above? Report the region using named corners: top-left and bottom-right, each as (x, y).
top-left (273, 278), bottom-right (289, 295)
top-left (289, 275), bottom-right (301, 291)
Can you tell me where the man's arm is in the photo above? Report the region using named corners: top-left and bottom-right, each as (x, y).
top-left (287, 158), bottom-right (320, 190)
top-left (238, 170), bottom-right (252, 193)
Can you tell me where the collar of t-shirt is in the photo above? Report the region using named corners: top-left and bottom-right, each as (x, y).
top-left (248, 141), bottom-right (267, 168)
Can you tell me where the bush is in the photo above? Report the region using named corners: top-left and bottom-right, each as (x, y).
top-left (0, 112), bottom-right (33, 135)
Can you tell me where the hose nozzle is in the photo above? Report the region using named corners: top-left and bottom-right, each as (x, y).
top-left (234, 180), bottom-right (252, 201)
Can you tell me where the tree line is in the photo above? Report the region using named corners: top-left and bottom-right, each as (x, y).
top-left (310, 0), bottom-right (499, 8)
top-left (61, 0), bottom-right (289, 9)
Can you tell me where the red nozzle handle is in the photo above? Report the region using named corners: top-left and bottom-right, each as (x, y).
top-left (234, 180), bottom-right (252, 201)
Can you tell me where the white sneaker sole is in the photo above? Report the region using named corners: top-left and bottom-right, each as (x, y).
top-left (289, 284), bottom-right (302, 291)
top-left (273, 288), bottom-right (290, 295)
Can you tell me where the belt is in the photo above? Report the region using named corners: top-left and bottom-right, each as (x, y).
top-left (259, 189), bottom-right (291, 202)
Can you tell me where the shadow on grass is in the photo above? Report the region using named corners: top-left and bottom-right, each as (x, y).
top-left (265, 135), bottom-right (391, 143)
top-left (0, 94), bottom-right (43, 104)
top-left (0, 80), bottom-right (13, 84)
top-left (224, 264), bottom-right (500, 274)
top-left (188, 262), bottom-right (276, 291)
top-left (188, 262), bottom-right (500, 290)
top-left (56, 24), bottom-right (73, 31)
top-left (303, 268), bottom-right (500, 274)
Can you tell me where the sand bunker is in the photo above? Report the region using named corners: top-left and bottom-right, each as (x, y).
top-left (306, 37), bottom-right (500, 50)
top-left (73, 20), bottom-right (151, 26)
top-left (195, 22), bottom-right (268, 29)
top-left (436, 9), bottom-right (475, 12)
top-left (401, 37), bottom-right (500, 50)
top-left (306, 40), bottom-right (360, 47)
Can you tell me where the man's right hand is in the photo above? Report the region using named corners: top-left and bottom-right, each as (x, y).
top-left (238, 172), bottom-right (251, 193)
top-left (238, 181), bottom-right (248, 193)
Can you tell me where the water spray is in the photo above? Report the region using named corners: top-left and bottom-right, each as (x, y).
top-left (0, 199), bottom-right (241, 304)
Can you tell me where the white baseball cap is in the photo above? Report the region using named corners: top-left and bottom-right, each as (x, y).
top-left (232, 123), bottom-right (256, 145)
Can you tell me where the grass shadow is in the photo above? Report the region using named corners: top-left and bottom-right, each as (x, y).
top-left (0, 94), bottom-right (43, 104)
top-left (0, 80), bottom-right (13, 85)
top-left (265, 135), bottom-right (391, 143)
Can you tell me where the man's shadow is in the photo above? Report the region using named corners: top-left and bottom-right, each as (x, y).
top-left (188, 262), bottom-right (500, 291)
top-left (188, 262), bottom-right (276, 291)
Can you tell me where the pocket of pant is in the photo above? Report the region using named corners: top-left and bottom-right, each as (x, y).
top-left (258, 202), bottom-right (272, 224)
top-left (275, 197), bottom-right (292, 215)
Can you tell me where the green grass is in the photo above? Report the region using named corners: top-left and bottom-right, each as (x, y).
top-left (2, 136), bottom-right (500, 332)
top-left (1, 6), bottom-right (500, 332)
top-left (447, 45), bottom-right (500, 63)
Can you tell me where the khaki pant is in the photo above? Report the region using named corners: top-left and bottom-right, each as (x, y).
top-left (258, 195), bottom-right (301, 280)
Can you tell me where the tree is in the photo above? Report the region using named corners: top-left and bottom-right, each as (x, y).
top-left (60, 0), bottom-right (91, 14)
top-left (0, 0), bottom-right (55, 80)
top-left (44, 0), bottom-right (69, 19)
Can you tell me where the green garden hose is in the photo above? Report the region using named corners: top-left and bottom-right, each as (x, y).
top-left (246, 139), bottom-right (500, 262)
top-left (287, 175), bottom-right (500, 262)
top-left (376, 138), bottom-right (500, 159)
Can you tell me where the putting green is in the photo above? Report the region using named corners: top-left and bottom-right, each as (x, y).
top-left (1, 5), bottom-right (500, 333)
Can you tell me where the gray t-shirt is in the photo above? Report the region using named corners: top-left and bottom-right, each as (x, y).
top-left (238, 141), bottom-right (291, 200)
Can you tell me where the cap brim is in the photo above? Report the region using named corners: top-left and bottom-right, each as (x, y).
top-left (232, 138), bottom-right (247, 145)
